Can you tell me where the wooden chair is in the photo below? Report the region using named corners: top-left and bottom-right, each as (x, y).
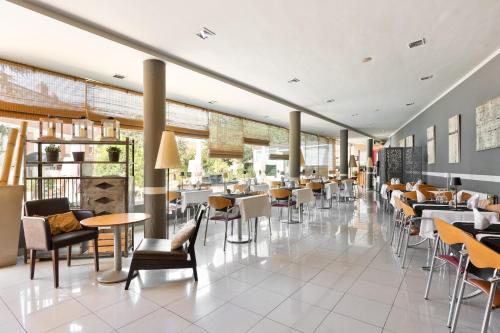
top-left (460, 192), bottom-right (472, 202)
top-left (167, 191), bottom-right (181, 232)
top-left (234, 184), bottom-right (249, 193)
top-left (125, 205), bottom-right (206, 290)
top-left (271, 181), bottom-right (282, 188)
top-left (486, 204), bottom-right (500, 214)
top-left (270, 188), bottom-right (295, 223)
top-left (424, 218), bottom-right (468, 327)
top-left (204, 196), bottom-right (242, 251)
top-left (306, 182), bottom-right (324, 206)
top-left (451, 234), bottom-right (500, 333)
top-left (402, 191), bottom-right (417, 201)
top-left (395, 198), bottom-right (425, 268)
top-left (23, 198), bottom-right (99, 288)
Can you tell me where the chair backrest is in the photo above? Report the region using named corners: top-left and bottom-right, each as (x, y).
top-left (187, 204), bottom-right (207, 252)
top-left (463, 233), bottom-right (500, 270)
top-left (299, 179), bottom-right (309, 185)
top-left (486, 204), bottom-right (500, 214)
top-left (387, 184), bottom-right (406, 192)
top-left (402, 191), bottom-right (417, 201)
top-left (25, 198), bottom-right (70, 216)
top-left (399, 200), bottom-right (416, 218)
top-left (461, 192), bottom-right (472, 202)
top-left (307, 182), bottom-right (323, 191)
top-left (207, 196), bottom-right (232, 210)
top-left (167, 191), bottom-right (180, 202)
top-left (271, 181), bottom-right (282, 188)
top-left (234, 184), bottom-right (248, 192)
top-left (434, 218), bottom-right (465, 245)
top-left (271, 188), bottom-right (291, 200)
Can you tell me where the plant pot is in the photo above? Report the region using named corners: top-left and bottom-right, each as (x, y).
top-left (46, 151), bottom-right (59, 162)
top-left (72, 151), bottom-right (85, 162)
top-left (108, 151), bottom-right (120, 162)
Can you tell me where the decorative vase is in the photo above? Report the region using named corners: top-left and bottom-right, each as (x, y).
top-left (108, 151), bottom-right (120, 162)
top-left (72, 151), bottom-right (85, 162)
top-left (46, 151), bottom-right (59, 162)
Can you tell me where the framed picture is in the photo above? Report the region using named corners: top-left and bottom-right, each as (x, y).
top-left (448, 115), bottom-right (460, 163)
top-left (427, 126), bottom-right (435, 164)
top-left (476, 97), bottom-right (500, 151)
top-left (399, 138), bottom-right (405, 148)
top-left (405, 135), bottom-right (414, 147)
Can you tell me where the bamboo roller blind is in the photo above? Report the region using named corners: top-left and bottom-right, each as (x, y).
top-left (243, 119), bottom-right (270, 146)
top-left (208, 113), bottom-right (244, 158)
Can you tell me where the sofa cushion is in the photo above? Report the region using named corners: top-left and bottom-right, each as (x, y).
top-left (47, 212), bottom-right (82, 235)
top-left (51, 229), bottom-right (98, 248)
top-left (171, 220), bottom-right (197, 250)
top-left (133, 238), bottom-right (188, 260)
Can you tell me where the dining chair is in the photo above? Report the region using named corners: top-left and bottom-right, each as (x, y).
top-left (204, 196), bottom-right (242, 251)
top-left (167, 191), bottom-right (181, 232)
top-left (396, 198), bottom-right (425, 268)
top-left (271, 181), bottom-right (282, 188)
top-left (460, 192), bottom-right (472, 202)
top-left (390, 197), bottom-right (405, 251)
top-left (270, 188), bottom-right (295, 223)
top-left (451, 234), bottom-right (500, 333)
top-left (340, 180), bottom-right (355, 201)
top-left (424, 218), bottom-right (468, 327)
top-left (234, 184), bottom-right (249, 193)
top-left (402, 191), bottom-right (417, 201)
top-left (306, 182), bottom-right (324, 207)
top-left (325, 182), bottom-right (340, 207)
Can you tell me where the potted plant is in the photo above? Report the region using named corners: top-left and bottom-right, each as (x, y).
top-left (72, 151), bottom-right (85, 162)
top-left (106, 146), bottom-right (121, 162)
top-left (45, 144), bottom-right (61, 162)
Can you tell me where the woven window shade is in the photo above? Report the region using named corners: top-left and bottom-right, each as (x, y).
top-left (86, 82), bottom-right (143, 128)
top-left (0, 59), bottom-right (86, 120)
top-left (166, 102), bottom-right (209, 138)
top-left (304, 133), bottom-right (319, 167)
top-left (269, 126), bottom-right (288, 147)
top-left (208, 113), bottom-right (243, 158)
top-left (318, 136), bottom-right (329, 175)
top-left (243, 120), bottom-right (269, 146)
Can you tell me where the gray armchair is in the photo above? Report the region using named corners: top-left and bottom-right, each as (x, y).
top-left (23, 198), bottom-right (99, 288)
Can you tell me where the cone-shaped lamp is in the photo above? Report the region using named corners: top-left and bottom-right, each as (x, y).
top-left (155, 131), bottom-right (181, 238)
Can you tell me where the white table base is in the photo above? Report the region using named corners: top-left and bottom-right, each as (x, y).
top-left (227, 218), bottom-right (253, 243)
top-left (97, 225), bottom-right (135, 284)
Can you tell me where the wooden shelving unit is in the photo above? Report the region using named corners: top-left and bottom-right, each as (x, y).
top-left (23, 138), bottom-right (136, 258)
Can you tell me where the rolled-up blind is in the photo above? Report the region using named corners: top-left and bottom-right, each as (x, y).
top-left (243, 120), bottom-right (269, 146)
top-left (166, 102), bottom-right (209, 138)
top-left (208, 113), bottom-right (243, 158)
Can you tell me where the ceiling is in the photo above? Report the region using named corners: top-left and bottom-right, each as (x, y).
top-left (3, 0), bottom-right (500, 142)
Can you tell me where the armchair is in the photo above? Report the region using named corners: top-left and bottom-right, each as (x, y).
top-left (23, 198), bottom-right (99, 288)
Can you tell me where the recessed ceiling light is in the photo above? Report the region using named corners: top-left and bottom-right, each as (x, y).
top-left (420, 74), bottom-right (434, 81)
top-left (208, 100), bottom-right (217, 104)
top-left (326, 99), bottom-right (335, 103)
top-left (112, 73), bottom-right (125, 79)
top-left (288, 78), bottom-right (301, 83)
top-left (352, 113), bottom-right (359, 117)
top-left (408, 38), bottom-right (426, 48)
top-left (362, 57), bottom-right (372, 63)
top-left (374, 109), bottom-right (380, 112)
top-left (406, 102), bottom-right (415, 106)
top-left (196, 27), bottom-right (216, 40)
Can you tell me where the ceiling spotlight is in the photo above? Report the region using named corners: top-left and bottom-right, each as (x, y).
top-left (362, 57), bottom-right (372, 63)
top-left (196, 27), bottom-right (216, 40)
top-left (112, 73), bottom-right (126, 79)
top-left (420, 74), bottom-right (434, 81)
top-left (406, 102), bottom-right (415, 106)
top-left (408, 38), bottom-right (426, 48)
top-left (326, 99), bottom-right (335, 103)
top-left (288, 78), bottom-right (301, 83)
top-left (352, 113), bottom-right (359, 117)
top-left (208, 100), bottom-right (217, 104)
top-left (374, 109), bottom-right (380, 112)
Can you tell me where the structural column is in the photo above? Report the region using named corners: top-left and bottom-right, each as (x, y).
top-left (339, 129), bottom-right (348, 179)
top-left (288, 111), bottom-right (301, 179)
top-left (366, 138), bottom-right (374, 190)
top-left (143, 59), bottom-right (167, 239)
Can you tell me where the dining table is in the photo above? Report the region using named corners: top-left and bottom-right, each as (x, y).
top-left (220, 192), bottom-right (262, 243)
top-left (179, 189), bottom-right (212, 220)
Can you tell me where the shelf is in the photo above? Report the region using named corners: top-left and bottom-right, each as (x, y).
top-left (26, 161), bottom-right (127, 165)
top-left (27, 139), bottom-right (128, 145)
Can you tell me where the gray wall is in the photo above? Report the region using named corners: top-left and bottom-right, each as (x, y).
top-left (390, 53), bottom-right (500, 198)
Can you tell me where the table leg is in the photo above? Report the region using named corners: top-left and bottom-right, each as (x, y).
top-left (227, 218), bottom-right (252, 243)
top-left (97, 225), bottom-right (136, 283)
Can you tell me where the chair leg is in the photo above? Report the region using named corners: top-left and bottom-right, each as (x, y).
top-left (93, 238), bottom-right (99, 272)
top-left (204, 207), bottom-right (210, 246)
top-left (247, 219), bottom-right (251, 241)
top-left (401, 226), bottom-right (410, 268)
top-left (52, 248), bottom-right (59, 288)
top-left (268, 216), bottom-right (272, 236)
top-left (254, 218), bottom-right (258, 242)
top-left (67, 245), bottom-right (71, 267)
top-left (30, 249), bottom-right (36, 280)
top-left (480, 281), bottom-right (497, 333)
top-left (192, 265), bottom-right (198, 281)
top-left (451, 262), bottom-right (469, 332)
top-left (223, 220), bottom-right (228, 252)
top-left (424, 237), bottom-right (440, 299)
top-left (124, 263), bottom-right (136, 290)
top-left (447, 251), bottom-right (465, 327)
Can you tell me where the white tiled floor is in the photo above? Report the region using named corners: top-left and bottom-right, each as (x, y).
top-left (0, 193), bottom-right (499, 332)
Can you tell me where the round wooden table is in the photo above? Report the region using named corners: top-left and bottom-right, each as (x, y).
top-left (81, 213), bottom-right (151, 284)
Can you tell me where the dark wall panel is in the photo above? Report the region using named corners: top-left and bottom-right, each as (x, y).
top-left (390, 54), bottom-right (500, 198)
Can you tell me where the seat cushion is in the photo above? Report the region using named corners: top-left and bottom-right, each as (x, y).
top-left (52, 229), bottom-right (98, 248)
top-left (47, 212), bottom-right (82, 235)
top-left (468, 279), bottom-right (500, 308)
top-left (171, 220), bottom-right (196, 250)
top-left (210, 214), bottom-right (241, 221)
top-left (133, 238), bottom-right (188, 260)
